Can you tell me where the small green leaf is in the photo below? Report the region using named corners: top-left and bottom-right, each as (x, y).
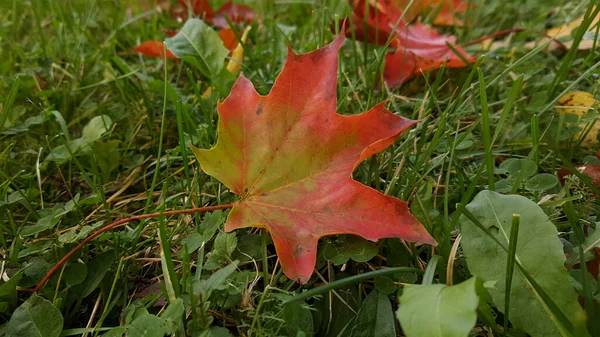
top-left (5, 294), bottom-right (63, 337)
top-left (525, 173), bottom-right (559, 192)
top-left (82, 115), bottom-right (113, 143)
top-left (200, 262), bottom-right (238, 298)
top-left (72, 251), bottom-right (115, 298)
top-left (374, 276), bottom-right (397, 295)
top-left (165, 18), bottom-right (229, 80)
top-left (204, 232), bottom-right (237, 270)
top-left (283, 301), bottom-right (314, 336)
top-left (179, 210), bottom-right (225, 258)
top-left (63, 263), bottom-right (87, 286)
top-left (396, 278), bottom-right (478, 337)
top-left (499, 158), bottom-right (537, 177)
top-left (352, 290), bottom-right (396, 337)
top-left (322, 235), bottom-right (379, 265)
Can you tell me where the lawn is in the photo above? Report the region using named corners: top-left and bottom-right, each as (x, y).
top-left (1, 0), bottom-right (600, 336)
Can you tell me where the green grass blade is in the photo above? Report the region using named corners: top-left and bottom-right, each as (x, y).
top-left (477, 68), bottom-right (495, 191)
top-left (503, 214), bottom-right (520, 337)
top-left (283, 267), bottom-right (422, 304)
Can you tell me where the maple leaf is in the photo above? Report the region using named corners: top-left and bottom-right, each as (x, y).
top-left (347, 0), bottom-right (476, 88)
top-left (192, 34), bottom-right (437, 283)
top-left (384, 22), bottom-right (476, 87)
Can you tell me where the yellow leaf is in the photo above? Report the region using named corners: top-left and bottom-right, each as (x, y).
top-left (556, 91), bottom-right (599, 147)
top-left (202, 26), bottom-right (252, 99)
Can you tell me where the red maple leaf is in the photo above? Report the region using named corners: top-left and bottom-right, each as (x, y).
top-left (346, 0), bottom-right (476, 88)
top-left (384, 22), bottom-right (476, 87)
top-left (192, 34), bottom-right (437, 283)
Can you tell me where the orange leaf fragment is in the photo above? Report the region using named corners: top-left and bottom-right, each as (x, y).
top-left (192, 35), bottom-right (436, 283)
top-left (132, 41), bottom-right (178, 59)
top-left (218, 28), bottom-right (239, 53)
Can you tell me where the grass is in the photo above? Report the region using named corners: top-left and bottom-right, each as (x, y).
top-left (1, 0), bottom-right (600, 336)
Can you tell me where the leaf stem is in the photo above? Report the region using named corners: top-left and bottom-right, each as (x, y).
top-left (34, 204), bottom-right (233, 293)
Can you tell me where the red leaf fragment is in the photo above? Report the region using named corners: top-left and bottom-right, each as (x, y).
top-left (384, 23), bottom-right (476, 87)
top-left (346, 0), bottom-right (476, 88)
top-left (172, 0), bottom-right (214, 21)
top-left (212, 2), bottom-right (255, 29)
top-left (171, 0), bottom-right (256, 28)
top-left (132, 41), bottom-right (178, 59)
top-left (192, 35), bottom-right (437, 284)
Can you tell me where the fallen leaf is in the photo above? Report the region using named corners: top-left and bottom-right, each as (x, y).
top-left (212, 2), bottom-right (256, 29)
top-left (558, 165), bottom-right (600, 188)
top-left (391, 0), bottom-right (469, 26)
top-left (219, 28), bottom-right (240, 53)
top-left (172, 0), bottom-right (214, 21)
top-left (192, 35), bottom-right (436, 283)
top-left (546, 6), bottom-right (600, 49)
top-left (132, 41), bottom-right (178, 59)
top-left (225, 26), bottom-right (252, 74)
top-left (556, 91), bottom-right (599, 147)
top-left (384, 22), bottom-right (476, 87)
top-left (347, 0), bottom-right (476, 88)
top-left (171, 0), bottom-right (256, 28)
top-left (345, 0), bottom-right (407, 48)
top-left (485, 7), bottom-right (600, 52)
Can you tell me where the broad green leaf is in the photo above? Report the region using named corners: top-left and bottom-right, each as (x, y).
top-left (72, 251), bottom-right (115, 298)
top-left (160, 298), bottom-right (184, 333)
top-left (200, 262), bottom-right (238, 297)
top-left (128, 314), bottom-right (166, 337)
top-left (352, 290), bottom-right (395, 337)
top-left (82, 115), bottom-right (113, 143)
top-left (101, 327), bottom-right (127, 337)
top-left (396, 277), bottom-right (478, 337)
top-left (499, 158), bottom-right (537, 177)
top-left (165, 18), bottom-right (229, 79)
top-left (0, 272), bottom-right (22, 313)
top-left (204, 232), bottom-right (237, 270)
top-left (525, 173), bottom-right (559, 192)
top-left (374, 276), bottom-right (397, 295)
top-left (63, 262), bottom-right (88, 286)
top-left (5, 294), bottom-right (63, 337)
top-left (283, 301), bottom-right (314, 336)
top-left (459, 191), bottom-right (583, 337)
top-left (179, 210), bottom-right (226, 258)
